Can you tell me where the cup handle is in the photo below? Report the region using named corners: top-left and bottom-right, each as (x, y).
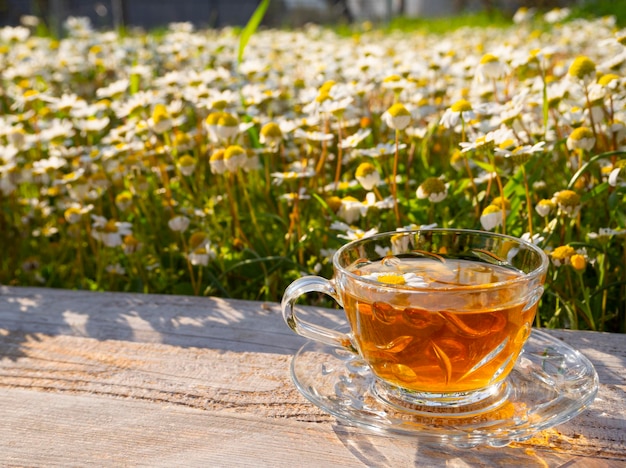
top-left (281, 275), bottom-right (355, 351)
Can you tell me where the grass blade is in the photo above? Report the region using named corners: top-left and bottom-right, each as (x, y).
top-left (238, 0), bottom-right (270, 66)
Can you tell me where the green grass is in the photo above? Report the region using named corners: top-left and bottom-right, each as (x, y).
top-left (386, 11), bottom-right (513, 34)
top-left (572, 0), bottom-right (626, 27)
top-left (333, 1), bottom-right (625, 36)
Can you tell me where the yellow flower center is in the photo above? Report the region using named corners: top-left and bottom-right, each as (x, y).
top-left (451, 99), bottom-right (472, 113)
top-left (492, 196), bottom-right (510, 210)
top-left (325, 196), bottom-right (342, 212)
top-left (383, 74), bottom-right (402, 83)
top-left (598, 73), bottom-right (619, 87)
top-left (378, 274), bottom-right (406, 285)
top-left (179, 155), bottom-right (196, 167)
top-left (206, 112), bottom-right (222, 125)
top-left (482, 204), bottom-right (501, 216)
top-left (355, 162), bottom-right (376, 178)
top-left (189, 232), bottom-right (208, 249)
top-left (103, 220), bottom-right (118, 233)
top-left (480, 53), bottom-right (498, 64)
top-left (554, 190), bottom-right (580, 207)
top-left (551, 245), bottom-right (575, 261)
top-left (124, 235), bottom-right (140, 247)
top-left (420, 177), bottom-right (446, 195)
top-left (569, 127), bottom-right (594, 141)
top-left (315, 91), bottom-right (331, 103)
top-left (260, 122), bottom-right (282, 139)
top-left (386, 103), bottom-right (410, 118)
top-left (568, 56), bottom-right (596, 80)
top-left (115, 192), bottom-right (132, 204)
top-left (319, 80), bottom-right (336, 94)
top-left (152, 103), bottom-right (170, 124)
top-left (212, 100), bottom-right (227, 110)
top-left (217, 113), bottom-right (238, 127)
top-left (210, 149), bottom-right (225, 162)
top-left (224, 145), bottom-right (245, 160)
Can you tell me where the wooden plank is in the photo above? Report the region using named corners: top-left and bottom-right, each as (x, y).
top-left (0, 286), bottom-right (624, 466)
top-left (1, 387), bottom-right (623, 468)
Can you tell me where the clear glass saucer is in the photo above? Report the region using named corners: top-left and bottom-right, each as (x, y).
top-left (291, 329), bottom-right (598, 448)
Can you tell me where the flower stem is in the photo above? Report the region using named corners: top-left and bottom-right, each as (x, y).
top-left (392, 129), bottom-right (401, 225)
top-left (521, 164), bottom-right (534, 237)
top-left (577, 270), bottom-right (596, 331)
top-left (333, 117), bottom-right (344, 190)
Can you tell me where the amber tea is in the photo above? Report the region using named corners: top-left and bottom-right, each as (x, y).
top-left (343, 258), bottom-right (536, 394)
top-left (282, 229), bottom-right (548, 407)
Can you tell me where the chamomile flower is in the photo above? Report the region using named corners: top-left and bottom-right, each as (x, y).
top-left (122, 235), bottom-right (142, 254)
top-left (416, 177), bottom-right (447, 203)
top-left (544, 7), bottom-right (570, 24)
top-left (440, 99), bottom-right (475, 129)
top-left (341, 128), bottom-right (371, 149)
top-left (588, 227), bottom-right (626, 240)
top-left (168, 215), bottom-right (190, 232)
top-left (566, 127), bottom-right (595, 151)
top-left (476, 53), bottom-right (508, 83)
top-left (330, 221), bottom-right (378, 242)
top-left (205, 111), bottom-right (239, 142)
top-left (355, 162), bottom-right (381, 190)
top-left (608, 160), bottom-right (626, 187)
top-left (293, 128), bottom-right (335, 143)
top-left (568, 56), bottom-right (596, 85)
top-left (550, 245), bottom-right (575, 266)
top-left (91, 215), bottom-right (133, 248)
top-left (337, 196), bottom-right (367, 224)
top-left (148, 103), bottom-right (173, 134)
top-left (357, 142), bottom-right (405, 158)
top-left (521, 232), bottom-right (545, 246)
top-left (480, 205), bottom-right (503, 231)
top-left (361, 271), bottom-right (429, 288)
top-left (535, 199), bottom-right (556, 218)
top-left (279, 187), bottom-right (310, 205)
top-left (495, 141), bottom-right (546, 164)
top-left (63, 203), bottom-right (94, 224)
top-left (115, 191), bottom-right (133, 211)
top-left (259, 122), bottom-right (283, 148)
top-left (513, 7), bottom-right (535, 24)
top-left (74, 116), bottom-right (110, 135)
top-left (187, 232), bottom-right (216, 267)
top-left (177, 155), bottom-right (197, 176)
top-left (270, 166), bottom-right (316, 185)
top-left (382, 103), bottom-right (411, 131)
top-left (106, 263), bottom-right (126, 275)
top-left (209, 149), bottom-right (226, 175)
top-left (553, 190), bottom-right (581, 217)
top-left (560, 106), bottom-right (587, 128)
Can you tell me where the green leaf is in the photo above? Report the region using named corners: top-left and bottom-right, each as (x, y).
top-left (130, 72), bottom-right (140, 95)
top-left (567, 150), bottom-right (626, 190)
top-left (541, 72), bottom-right (549, 138)
top-left (581, 181), bottom-right (609, 203)
top-left (472, 159), bottom-right (495, 173)
top-left (238, 0), bottom-right (270, 66)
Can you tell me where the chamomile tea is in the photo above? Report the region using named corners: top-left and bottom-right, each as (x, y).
top-left (343, 258), bottom-right (536, 393)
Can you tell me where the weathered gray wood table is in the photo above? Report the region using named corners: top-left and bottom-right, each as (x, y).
top-left (0, 286), bottom-right (624, 467)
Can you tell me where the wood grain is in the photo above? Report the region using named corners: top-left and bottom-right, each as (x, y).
top-left (0, 286), bottom-right (624, 467)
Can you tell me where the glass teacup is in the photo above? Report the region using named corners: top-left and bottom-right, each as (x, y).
top-left (281, 229), bottom-right (549, 410)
